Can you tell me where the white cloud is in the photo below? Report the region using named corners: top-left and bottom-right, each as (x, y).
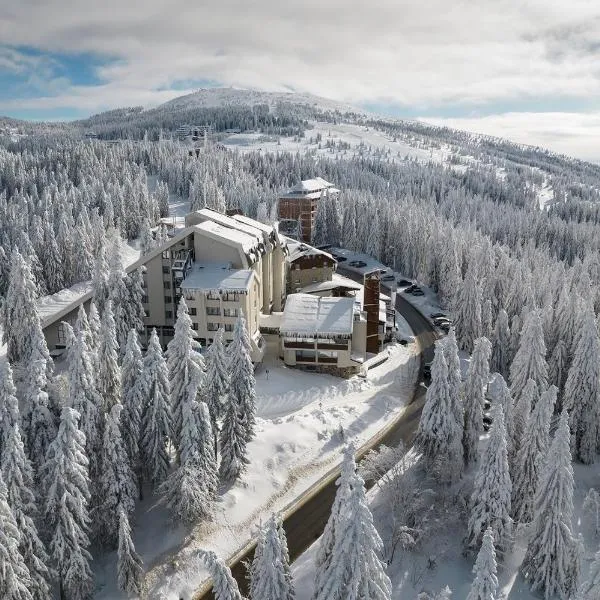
top-left (421, 111), bottom-right (600, 163)
top-left (0, 1), bottom-right (599, 160)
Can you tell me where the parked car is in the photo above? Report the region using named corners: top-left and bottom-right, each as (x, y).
top-left (433, 317), bottom-right (451, 326)
top-left (404, 284), bottom-right (417, 293)
top-left (423, 361), bottom-right (433, 378)
top-left (439, 323), bottom-right (451, 333)
top-left (397, 278), bottom-right (412, 287)
top-left (430, 312), bottom-right (446, 319)
top-left (382, 273), bottom-right (396, 282)
top-left (397, 335), bottom-right (416, 345)
top-left (349, 260), bottom-right (367, 268)
top-left (336, 256), bottom-right (347, 262)
top-left (412, 289), bottom-right (425, 296)
top-left (483, 415), bottom-right (493, 431)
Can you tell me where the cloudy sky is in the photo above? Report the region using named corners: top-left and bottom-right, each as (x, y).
top-left (1, 1), bottom-right (599, 161)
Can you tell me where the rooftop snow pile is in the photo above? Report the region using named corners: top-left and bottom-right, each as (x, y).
top-left (280, 177), bottom-right (340, 199)
top-left (193, 221), bottom-right (261, 256)
top-left (286, 238), bottom-right (336, 263)
top-left (280, 293), bottom-right (354, 339)
top-left (181, 263), bottom-right (254, 295)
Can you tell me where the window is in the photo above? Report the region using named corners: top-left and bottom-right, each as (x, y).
top-left (165, 311), bottom-right (173, 319)
top-left (163, 281), bottom-right (171, 289)
top-left (189, 307), bottom-right (197, 316)
top-left (162, 266), bottom-right (170, 274)
top-left (223, 292), bottom-right (239, 302)
top-left (206, 306), bottom-right (220, 316)
top-left (144, 309), bottom-right (149, 318)
top-left (163, 326), bottom-right (174, 337)
top-left (224, 307), bottom-right (238, 317)
top-left (57, 323), bottom-right (67, 344)
top-left (192, 323), bottom-right (198, 331)
top-left (164, 296), bottom-right (172, 303)
top-left (224, 323), bottom-right (234, 332)
top-left (199, 338), bottom-right (206, 346)
top-left (162, 251), bottom-right (171, 259)
top-left (207, 292), bottom-right (220, 300)
top-left (142, 295), bottom-right (148, 304)
top-left (207, 322), bottom-right (219, 332)
top-left (208, 338), bottom-right (214, 344)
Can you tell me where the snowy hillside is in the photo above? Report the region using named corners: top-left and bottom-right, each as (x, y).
top-left (157, 87), bottom-right (368, 115)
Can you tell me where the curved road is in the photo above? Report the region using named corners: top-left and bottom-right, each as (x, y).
top-left (195, 271), bottom-right (438, 599)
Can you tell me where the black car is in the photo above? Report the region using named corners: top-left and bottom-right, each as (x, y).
top-left (430, 312), bottom-right (446, 319)
top-left (423, 361), bottom-right (433, 378)
top-left (336, 256), bottom-right (347, 262)
top-left (397, 279), bottom-right (412, 287)
top-left (382, 273), bottom-right (396, 282)
top-left (412, 288), bottom-right (424, 296)
top-left (433, 317), bottom-right (451, 326)
top-left (349, 260), bottom-right (367, 268)
top-left (404, 284), bottom-right (417, 293)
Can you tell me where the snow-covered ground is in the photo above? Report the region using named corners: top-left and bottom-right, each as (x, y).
top-left (93, 341), bottom-right (419, 599)
top-left (222, 121), bottom-right (449, 165)
top-left (292, 427), bottom-right (599, 600)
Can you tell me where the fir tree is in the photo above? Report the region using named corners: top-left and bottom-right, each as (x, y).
top-left (491, 308), bottom-right (511, 379)
top-left (512, 386), bottom-right (556, 524)
top-left (580, 547), bottom-right (600, 599)
top-left (0, 361), bottom-right (20, 460)
top-left (123, 269), bottom-right (146, 342)
top-left (1, 422), bottom-right (51, 600)
top-left (0, 471), bottom-right (33, 600)
top-left (198, 550), bottom-right (245, 600)
top-left (453, 265), bottom-right (483, 354)
top-left (160, 371), bottom-right (217, 522)
top-left (140, 329), bottom-right (171, 488)
top-left (416, 342), bottom-right (463, 482)
top-left (166, 297), bottom-right (204, 455)
top-left (107, 235), bottom-right (130, 353)
top-left (313, 445), bottom-right (356, 600)
top-left (219, 314), bottom-right (256, 482)
top-left (139, 219), bottom-right (155, 256)
top-left (117, 506), bottom-right (144, 597)
top-left (490, 375), bottom-right (515, 469)
top-left (250, 515), bottom-right (295, 600)
top-left (97, 300), bottom-right (122, 413)
top-left (92, 241), bottom-right (109, 314)
top-left (99, 404), bottom-right (137, 547)
top-left (121, 329), bottom-right (144, 497)
top-left (563, 302), bottom-right (600, 464)
top-left (512, 378), bottom-right (536, 463)
top-left (521, 409), bottom-right (579, 600)
top-left (462, 337), bottom-right (491, 467)
top-left (466, 528), bottom-right (498, 600)
top-left (2, 248), bottom-right (46, 365)
top-left (315, 451), bottom-right (392, 600)
top-left (510, 310), bottom-right (548, 412)
top-left (67, 326), bottom-right (102, 489)
top-left (443, 328), bottom-right (463, 427)
top-left (204, 328), bottom-right (230, 453)
top-left (466, 404), bottom-right (513, 552)
top-left (43, 407), bottom-right (93, 600)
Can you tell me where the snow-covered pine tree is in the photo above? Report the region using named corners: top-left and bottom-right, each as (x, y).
top-left (121, 329), bottom-right (144, 497)
top-left (24, 340), bottom-right (57, 477)
top-left (313, 445), bottom-right (356, 600)
top-left (549, 338), bottom-right (568, 398)
top-left (2, 248), bottom-right (47, 365)
top-left (0, 361), bottom-right (21, 460)
top-left (453, 264), bottom-right (483, 354)
top-left (250, 514), bottom-right (295, 600)
top-left (466, 404), bottom-right (513, 553)
top-left (490, 375), bottom-right (515, 470)
top-left (98, 404), bottom-right (137, 547)
top-left (415, 342), bottom-right (463, 482)
top-left (1, 422), bottom-right (51, 599)
top-left (462, 337), bottom-right (492, 467)
top-left (509, 310), bottom-right (548, 412)
top-left (219, 313), bottom-right (257, 482)
top-left (107, 234), bottom-right (130, 353)
top-left (159, 371), bottom-right (218, 522)
top-left (0, 471), bottom-right (33, 600)
top-left (563, 301), bottom-right (600, 464)
top-left (312, 191), bottom-right (329, 247)
top-left (198, 549), bottom-right (245, 600)
top-left (466, 527), bottom-right (498, 600)
top-left (67, 325), bottom-right (102, 489)
top-left (491, 308), bottom-right (511, 378)
top-left (117, 506), bottom-right (143, 597)
top-left (511, 386), bottom-right (556, 524)
top-left (43, 407), bottom-right (93, 600)
top-left (156, 180), bottom-right (170, 218)
top-left (314, 452), bottom-right (392, 600)
top-left (124, 269), bottom-right (146, 337)
top-left (166, 297), bottom-right (204, 455)
top-left (512, 378), bottom-right (536, 464)
top-left (521, 409), bottom-right (579, 600)
top-left (139, 219), bottom-right (155, 256)
top-left (87, 301), bottom-right (102, 371)
top-left (92, 241), bottom-right (109, 314)
top-left (97, 300), bottom-right (122, 413)
top-left (443, 328), bottom-right (463, 427)
top-left (204, 328), bottom-right (229, 452)
top-left (115, 504), bottom-right (143, 597)
top-left (277, 517), bottom-right (294, 599)
top-left (140, 329), bottom-right (172, 488)
top-left (580, 547), bottom-right (600, 599)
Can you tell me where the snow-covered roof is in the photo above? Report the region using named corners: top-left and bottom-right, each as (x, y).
top-left (259, 312), bottom-right (283, 329)
top-left (193, 221), bottom-right (260, 255)
top-left (286, 239), bottom-right (336, 263)
top-left (280, 294), bottom-right (355, 338)
top-left (194, 208), bottom-right (264, 243)
top-left (299, 279), bottom-right (361, 294)
top-left (181, 263), bottom-right (254, 294)
top-left (280, 178), bottom-right (340, 200)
